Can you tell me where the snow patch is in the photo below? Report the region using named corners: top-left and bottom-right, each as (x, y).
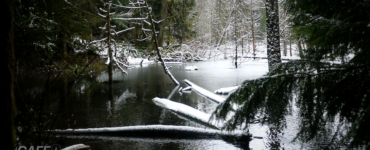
top-left (185, 65), bottom-right (198, 71)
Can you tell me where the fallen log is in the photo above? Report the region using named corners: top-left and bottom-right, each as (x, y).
top-left (184, 79), bottom-right (225, 103)
top-left (53, 125), bottom-right (250, 141)
top-left (153, 97), bottom-right (220, 129)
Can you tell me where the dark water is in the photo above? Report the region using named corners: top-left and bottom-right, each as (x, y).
top-left (17, 60), bottom-right (268, 149)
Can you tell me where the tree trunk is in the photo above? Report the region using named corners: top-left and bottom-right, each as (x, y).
top-left (283, 39), bottom-right (287, 56)
top-left (251, 0), bottom-right (256, 56)
top-left (107, 3), bottom-right (113, 83)
top-left (242, 38), bottom-right (244, 56)
top-left (62, 33), bottom-right (67, 58)
top-left (265, 0), bottom-right (281, 69)
top-left (234, 8), bottom-right (238, 68)
top-left (298, 40), bottom-right (304, 58)
top-left (158, 0), bottom-right (167, 48)
top-left (289, 38), bottom-right (292, 56)
top-left (4, 0), bottom-right (17, 149)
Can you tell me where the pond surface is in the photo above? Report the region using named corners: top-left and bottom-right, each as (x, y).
top-left (18, 60), bottom-right (269, 149)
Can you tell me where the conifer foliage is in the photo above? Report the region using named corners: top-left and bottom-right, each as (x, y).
top-left (211, 0), bottom-right (370, 149)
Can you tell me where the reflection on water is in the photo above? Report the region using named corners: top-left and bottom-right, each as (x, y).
top-left (58, 135), bottom-right (239, 150)
top-left (17, 60), bottom-right (268, 149)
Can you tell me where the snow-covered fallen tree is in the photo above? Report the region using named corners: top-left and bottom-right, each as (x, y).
top-left (153, 97), bottom-right (220, 129)
top-left (53, 125), bottom-right (251, 140)
top-left (184, 79), bottom-right (225, 103)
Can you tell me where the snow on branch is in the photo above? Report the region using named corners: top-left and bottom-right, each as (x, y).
top-left (113, 16), bottom-right (148, 21)
top-left (113, 57), bottom-right (130, 68)
top-left (142, 28), bottom-right (152, 32)
top-left (112, 4), bottom-right (147, 9)
top-left (99, 8), bottom-right (107, 13)
top-left (136, 37), bottom-right (150, 41)
top-left (114, 60), bottom-right (128, 75)
top-left (88, 37), bottom-right (107, 45)
top-left (98, 13), bottom-right (106, 18)
top-left (143, 20), bottom-right (151, 25)
top-left (152, 19), bottom-right (164, 24)
top-left (64, 0), bottom-right (72, 5)
top-left (111, 27), bottom-right (135, 35)
top-left (129, 1), bottom-right (145, 5)
top-left (116, 11), bottom-right (133, 17)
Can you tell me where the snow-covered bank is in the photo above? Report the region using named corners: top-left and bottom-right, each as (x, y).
top-left (153, 97), bottom-right (220, 129)
top-left (184, 79), bottom-right (225, 103)
top-left (214, 86), bottom-right (238, 95)
top-left (53, 125), bottom-right (250, 140)
top-left (127, 57), bottom-right (154, 65)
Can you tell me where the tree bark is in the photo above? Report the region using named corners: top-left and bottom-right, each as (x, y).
top-left (158, 0), bottom-right (167, 48)
top-left (4, 0), bottom-right (17, 149)
top-left (298, 40), bottom-right (304, 58)
top-left (234, 7), bottom-right (238, 68)
top-left (283, 39), bottom-right (287, 56)
top-left (289, 38), bottom-right (292, 56)
top-left (63, 34), bottom-right (67, 58)
top-left (107, 2), bottom-right (113, 83)
top-left (251, 0), bottom-right (256, 56)
top-left (265, 0), bottom-right (281, 69)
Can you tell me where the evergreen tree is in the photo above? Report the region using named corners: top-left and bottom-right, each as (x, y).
top-left (14, 0), bottom-right (101, 71)
top-left (211, 0), bottom-right (370, 149)
top-left (166, 0), bottom-right (196, 44)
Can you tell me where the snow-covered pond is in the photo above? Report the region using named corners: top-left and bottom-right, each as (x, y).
top-left (19, 59), bottom-right (276, 149)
